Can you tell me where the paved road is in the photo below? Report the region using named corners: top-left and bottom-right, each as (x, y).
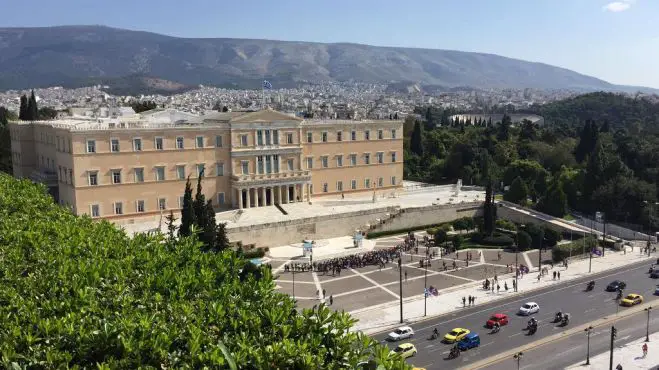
top-left (373, 259), bottom-right (659, 369)
top-left (480, 309), bottom-right (659, 370)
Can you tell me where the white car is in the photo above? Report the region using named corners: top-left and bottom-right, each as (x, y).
top-left (519, 302), bottom-right (540, 315)
top-left (387, 326), bottom-right (414, 341)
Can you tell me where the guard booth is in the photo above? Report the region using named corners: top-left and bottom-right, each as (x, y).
top-left (303, 240), bottom-right (314, 257)
top-left (353, 232), bottom-right (364, 248)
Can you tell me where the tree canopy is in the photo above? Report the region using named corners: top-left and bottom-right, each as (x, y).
top-left (0, 174), bottom-right (408, 369)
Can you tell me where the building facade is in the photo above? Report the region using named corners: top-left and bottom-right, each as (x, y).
top-left (8, 109), bottom-right (403, 224)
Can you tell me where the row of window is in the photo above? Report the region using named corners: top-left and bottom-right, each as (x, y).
top-left (307, 129), bottom-right (397, 143)
top-left (305, 152), bottom-right (397, 169)
top-left (90, 193), bottom-right (227, 217)
top-left (86, 135), bottom-right (225, 153)
top-left (318, 176), bottom-right (398, 193)
top-left (87, 163), bottom-right (225, 186)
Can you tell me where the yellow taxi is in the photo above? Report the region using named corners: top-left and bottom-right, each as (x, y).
top-left (443, 328), bottom-right (470, 343)
top-left (390, 343), bottom-right (417, 359)
top-left (620, 293), bottom-right (643, 306)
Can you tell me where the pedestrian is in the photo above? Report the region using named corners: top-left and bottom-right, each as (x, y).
top-left (504, 282), bottom-right (509, 291)
top-left (462, 296), bottom-right (466, 307)
top-left (553, 271), bottom-right (556, 280)
top-left (497, 284), bottom-right (500, 293)
top-left (472, 296), bottom-right (476, 305)
top-left (491, 285), bottom-right (495, 293)
top-left (537, 274), bottom-right (541, 282)
top-left (642, 343), bottom-right (648, 358)
top-left (468, 295), bottom-right (472, 306)
top-left (558, 271), bottom-right (561, 280)
top-left (512, 280), bottom-right (516, 290)
top-left (616, 364), bottom-right (622, 370)
top-left (494, 273), bottom-right (498, 282)
top-left (404, 270), bottom-right (408, 282)
top-left (329, 295), bottom-right (334, 305)
top-left (498, 251), bottom-right (501, 261)
top-left (316, 289), bottom-right (319, 298)
top-left (323, 288), bottom-right (326, 299)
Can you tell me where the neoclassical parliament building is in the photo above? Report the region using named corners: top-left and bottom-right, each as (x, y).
top-left (8, 109), bottom-right (404, 224)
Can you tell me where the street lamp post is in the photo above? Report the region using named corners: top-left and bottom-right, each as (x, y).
top-left (398, 257), bottom-right (403, 324)
top-left (645, 306), bottom-right (653, 342)
top-left (292, 267), bottom-right (296, 300)
top-left (513, 352), bottom-right (523, 370)
top-left (585, 326), bottom-right (593, 365)
top-left (424, 248), bottom-right (428, 317)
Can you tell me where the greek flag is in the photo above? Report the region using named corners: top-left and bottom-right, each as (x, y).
top-left (262, 80), bottom-right (273, 90)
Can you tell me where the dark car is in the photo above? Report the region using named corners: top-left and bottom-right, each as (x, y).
top-left (606, 280), bottom-right (627, 291)
top-left (651, 271), bottom-right (659, 279)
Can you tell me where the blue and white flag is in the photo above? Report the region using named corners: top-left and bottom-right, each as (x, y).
top-left (262, 80), bottom-right (273, 90)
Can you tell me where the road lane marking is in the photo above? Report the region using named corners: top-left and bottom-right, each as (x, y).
top-left (408, 262), bottom-right (649, 334)
top-left (311, 272), bottom-right (324, 303)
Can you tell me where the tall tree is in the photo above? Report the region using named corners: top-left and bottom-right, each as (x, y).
top-left (27, 90), bottom-right (38, 120)
top-left (410, 120), bottom-right (424, 156)
top-left (200, 200), bottom-right (217, 250)
top-left (483, 181), bottom-right (495, 235)
top-left (504, 176), bottom-right (529, 204)
top-left (165, 210), bottom-right (177, 241)
top-left (575, 120), bottom-right (599, 163)
top-left (194, 170), bottom-right (207, 236)
top-left (18, 95), bottom-right (28, 120)
top-left (0, 107), bottom-right (11, 174)
top-left (179, 177), bottom-right (195, 237)
top-left (215, 222), bottom-right (230, 251)
top-left (537, 180), bottom-right (568, 217)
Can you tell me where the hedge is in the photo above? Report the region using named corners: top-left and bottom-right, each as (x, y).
top-left (367, 223), bottom-right (446, 239)
top-left (0, 174), bottom-right (409, 369)
top-left (471, 232), bottom-right (515, 247)
top-left (553, 237), bottom-right (598, 262)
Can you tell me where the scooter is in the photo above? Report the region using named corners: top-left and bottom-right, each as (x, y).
top-left (528, 324), bottom-right (537, 335)
top-left (491, 325), bottom-right (500, 334)
top-left (429, 332), bottom-right (439, 340)
top-left (449, 346), bottom-right (461, 359)
top-left (561, 314), bottom-right (570, 326)
top-left (554, 312), bottom-right (563, 323)
top-left (586, 281), bottom-right (595, 291)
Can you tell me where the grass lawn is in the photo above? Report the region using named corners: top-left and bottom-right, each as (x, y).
top-left (563, 214), bottom-right (576, 221)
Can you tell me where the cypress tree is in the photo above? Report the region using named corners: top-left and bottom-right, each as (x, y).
top-left (410, 120), bottom-right (424, 156)
top-left (179, 177), bottom-right (195, 237)
top-left (201, 200), bottom-right (217, 250)
top-left (28, 90), bottom-right (38, 120)
top-left (19, 95), bottom-right (28, 120)
top-left (194, 169), bottom-right (207, 227)
top-left (215, 222), bottom-right (230, 251)
top-left (165, 210), bottom-right (177, 241)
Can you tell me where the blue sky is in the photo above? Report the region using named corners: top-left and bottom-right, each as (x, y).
top-left (3, 0), bottom-right (659, 88)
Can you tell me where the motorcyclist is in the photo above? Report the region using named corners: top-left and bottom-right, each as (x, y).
top-left (451, 344), bottom-right (460, 357)
top-left (555, 311), bottom-right (563, 321)
top-left (616, 288), bottom-right (623, 300)
top-left (562, 313), bottom-right (570, 325)
top-left (492, 321), bottom-right (501, 332)
top-left (433, 328), bottom-right (439, 337)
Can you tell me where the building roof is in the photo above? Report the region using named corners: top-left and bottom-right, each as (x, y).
top-left (230, 109), bottom-right (303, 123)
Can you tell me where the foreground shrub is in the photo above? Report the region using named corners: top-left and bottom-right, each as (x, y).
top-left (0, 175), bottom-right (408, 369)
top-left (552, 237), bottom-right (598, 262)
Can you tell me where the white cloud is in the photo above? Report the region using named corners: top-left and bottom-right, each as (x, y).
top-left (603, 0), bottom-right (636, 12)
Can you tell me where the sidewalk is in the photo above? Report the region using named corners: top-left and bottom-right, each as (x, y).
top-left (352, 245), bottom-right (655, 334)
top-left (567, 332), bottom-right (659, 369)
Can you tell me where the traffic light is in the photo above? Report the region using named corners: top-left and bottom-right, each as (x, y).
top-left (612, 326), bottom-right (617, 339)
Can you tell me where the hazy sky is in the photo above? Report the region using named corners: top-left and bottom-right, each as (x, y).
top-left (3, 0), bottom-right (659, 88)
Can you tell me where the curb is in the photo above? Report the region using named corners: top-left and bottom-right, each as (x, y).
top-left (459, 299), bottom-right (658, 370)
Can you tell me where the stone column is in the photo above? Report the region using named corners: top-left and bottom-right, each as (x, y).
top-left (261, 187), bottom-right (267, 206)
top-left (284, 184), bottom-right (290, 204)
top-left (238, 188), bottom-right (243, 209)
top-left (277, 186), bottom-right (282, 205)
top-left (246, 187), bottom-right (251, 209)
top-left (293, 183), bottom-right (298, 203)
top-left (306, 183), bottom-right (311, 202)
top-left (254, 187), bottom-right (260, 207)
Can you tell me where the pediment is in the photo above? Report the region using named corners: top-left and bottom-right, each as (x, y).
top-left (230, 109), bottom-right (303, 123)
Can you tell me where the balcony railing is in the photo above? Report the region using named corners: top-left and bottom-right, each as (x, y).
top-left (231, 170), bottom-right (311, 182)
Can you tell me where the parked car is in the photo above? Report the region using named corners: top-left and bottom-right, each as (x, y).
top-left (387, 326), bottom-right (414, 341)
top-left (606, 280), bottom-right (627, 292)
top-left (390, 343), bottom-right (417, 359)
top-left (457, 333), bottom-right (481, 351)
top-left (486, 313), bottom-right (509, 328)
top-left (518, 302), bottom-right (540, 315)
top-left (620, 293), bottom-right (643, 306)
top-left (443, 328), bottom-right (470, 343)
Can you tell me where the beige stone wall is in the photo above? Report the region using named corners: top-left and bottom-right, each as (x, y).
top-left (375, 202), bottom-right (484, 233)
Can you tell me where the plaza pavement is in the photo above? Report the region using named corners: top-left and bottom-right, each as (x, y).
top-left (271, 232), bottom-right (655, 336)
top-left (566, 331), bottom-right (659, 370)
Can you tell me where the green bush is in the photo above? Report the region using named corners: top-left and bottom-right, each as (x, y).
top-left (452, 217), bottom-right (475, 231)
top-left (367, 222), bottom-right (448, 239)
top-left (495, 219), bottom-right (516, 231)
top-left (426, 227), bottom-right (438, 236)
top-left (434, 229), bottom-right (448, 244)
top-left (452, 235), bottom-right (464, 249)
top-left (553, 237), bottom-right (597, 262)
top-left (0, 175), bottom-right (409, 369)
top-left (517, 230), bottom-right (532, 251)
top-left (244, 248), bottom-right (266, 259)
top-left (471, 232), bottom-right (514, 247)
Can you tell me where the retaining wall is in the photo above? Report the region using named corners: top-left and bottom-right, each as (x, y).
top-left (374, 201), bottom-right (483, 233)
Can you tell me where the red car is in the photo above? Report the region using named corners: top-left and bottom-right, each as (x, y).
top-left (486, 313), bottom-right (509, 328)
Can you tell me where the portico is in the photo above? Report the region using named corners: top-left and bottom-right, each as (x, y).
top-left (235, 182), bottom-right (311, 209)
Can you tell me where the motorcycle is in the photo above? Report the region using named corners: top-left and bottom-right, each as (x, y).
top-left (554, 312), bottom-right (563, 323)
top-left (449, 346), bottom-right (461, 359)
top-left (528, 324), bottom-right (537, 335)
top-left (586, 281), bottom-right (595, 291)
top-left (430, 332), bottom-right (439, 340)
top-left (616, 290), bottom-right (623, 300)
top-left (491, 325), bottom-right (500, 334)
top-left (561, 314), bottom-right (570, 326)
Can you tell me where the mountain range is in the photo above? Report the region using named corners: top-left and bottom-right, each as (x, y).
top-left (0, 25), bottom-right (656, 94)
